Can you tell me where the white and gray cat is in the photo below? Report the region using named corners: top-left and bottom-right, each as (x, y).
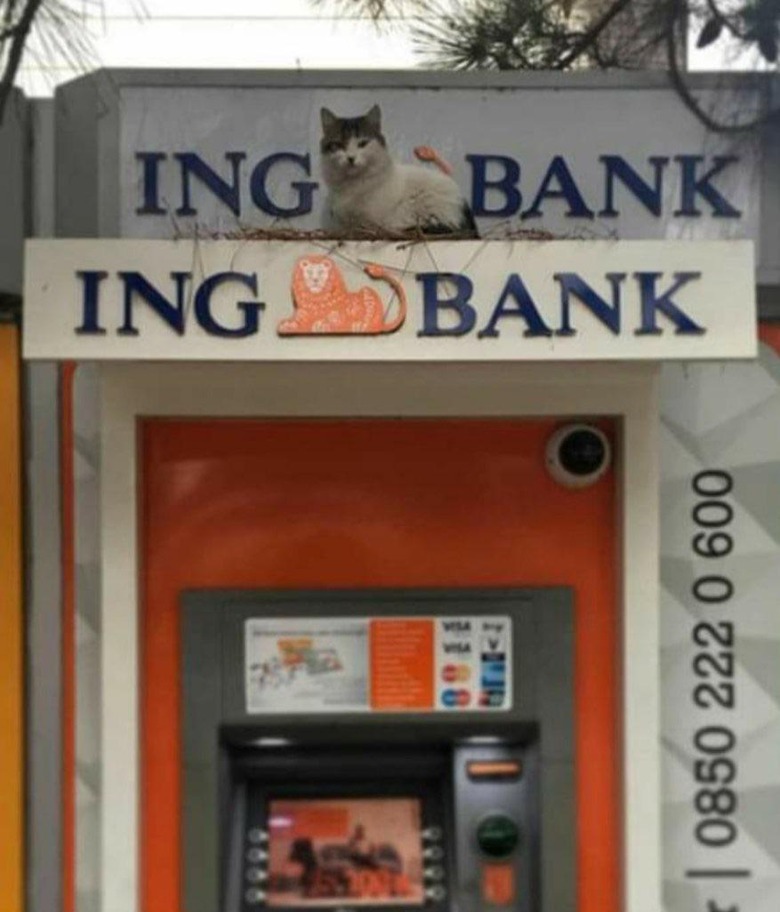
top-left (319, 105), bottom-right (478, 238)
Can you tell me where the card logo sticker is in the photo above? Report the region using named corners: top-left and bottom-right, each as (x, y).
top-left (245, 615), bottom-right (512, 713)
top-left (435, 616), bottom-right (512, 711)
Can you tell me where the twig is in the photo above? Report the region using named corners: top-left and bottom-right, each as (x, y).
top-left (554, 0), bottom-right (636, 69)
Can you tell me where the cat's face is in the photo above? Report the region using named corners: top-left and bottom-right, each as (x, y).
top-left (320, 105), bottom-right (389, 185)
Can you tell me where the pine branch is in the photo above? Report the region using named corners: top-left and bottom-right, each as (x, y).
top-left (553, 0), bottom-right (638, 69)
top-left (0, 0), bottom-right (44, 125)
top-left (665, 0), bottom-right (780, 133)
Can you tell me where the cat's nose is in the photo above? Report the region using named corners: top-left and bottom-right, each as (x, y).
top-left (347, 155), bottom-right (356, 165)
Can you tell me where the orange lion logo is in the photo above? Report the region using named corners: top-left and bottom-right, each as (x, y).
top-left (278, 256), bottom-right (407, 336)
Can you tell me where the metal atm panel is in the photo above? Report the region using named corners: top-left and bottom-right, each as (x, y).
top-left (181, 588), bottom-right (575, 912)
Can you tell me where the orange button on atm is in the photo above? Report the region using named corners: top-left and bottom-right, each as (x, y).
top-left (482, 863), bottom-right (516, 905)
top-left (466, 760), bottom-right (522, 781)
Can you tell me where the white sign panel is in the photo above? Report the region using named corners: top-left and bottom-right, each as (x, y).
top-left (115, 83), bottom-right (760, 250)
top-left (244, 615), bottom-right (512, 714)
top-left (23, 239), bottom-right (756, 362)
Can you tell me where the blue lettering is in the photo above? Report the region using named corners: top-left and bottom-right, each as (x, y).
top-left (600, 156), bottom-right (669, 217)
top-left (250, 152), bottom-right (317, 218)
top-left (417, 273), bottom-right (477, 336)
top-left (523, 156), bottom-right (594, 219)
top-left (75, 271), bottom-right (108, 335)
top-left (674, 156), bottom-right (741, 217)
top-left (478, 274), bottom-right (552, 338)
top-left (634, 272), bottom-right (705, 335)
top-left (174, 152), bottom-right (246, 217)
top-left (194, 272), bottom-right (263, 337)
top-left (555, 273), bottom-right (625, 336)
top-left (130, 149), bottom-right (747, 224)
top-left (118, 271), bottom-right (190, 336)
top-left (466, 154), bottom-right (521, 218)
top-left (135, 153), bottom-right (167, 215)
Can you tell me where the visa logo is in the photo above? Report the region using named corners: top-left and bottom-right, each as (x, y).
top-left (443, 621), bottom-right (472, 634)
top-left (443, 642), bottom-right (472, 655)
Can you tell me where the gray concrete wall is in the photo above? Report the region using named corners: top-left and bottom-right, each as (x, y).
top-left (0, 88), bottom-right (28, 296)
top-left (30, 99), bottom-right (55, 237)
top-left (24, 97), bottom-right (60, 912)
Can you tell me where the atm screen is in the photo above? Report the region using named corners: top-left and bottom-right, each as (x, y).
top-left (266, 797), bottom-right (426, 907)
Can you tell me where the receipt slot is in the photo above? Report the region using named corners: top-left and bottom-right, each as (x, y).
top-left (181, 589), bottom-right (574, 912)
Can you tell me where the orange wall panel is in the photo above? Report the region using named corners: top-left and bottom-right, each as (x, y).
top-left (140, 418), bottom-right (619, 912)
top-left (0, 326), bottom-right (23, 912)
top-left (760, 321), bottom-right (780, 354)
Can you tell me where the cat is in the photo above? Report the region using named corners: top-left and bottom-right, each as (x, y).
top-left (277, 255), bottom-right (407, 335)
top-left (319, 104), bottom-right (479, 238)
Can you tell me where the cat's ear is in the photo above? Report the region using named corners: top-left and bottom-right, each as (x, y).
top-left (320, 107), bottom-right (338, 133)
top-left (365, 104), bottom-right (382, 131)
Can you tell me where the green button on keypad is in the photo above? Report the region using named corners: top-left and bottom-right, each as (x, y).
top-left (476, 813), bottom-right (520, 859)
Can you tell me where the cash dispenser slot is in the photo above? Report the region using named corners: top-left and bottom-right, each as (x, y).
top-left (181, 588), bottom-right (574, 912)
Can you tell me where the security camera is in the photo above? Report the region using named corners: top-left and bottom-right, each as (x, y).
top-left (545, 424), bottom-right (611, 488)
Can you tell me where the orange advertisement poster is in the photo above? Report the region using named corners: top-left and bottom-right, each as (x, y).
top-left (267, 798), bottom-right (425, 907)
top-left (370, 619), bottom-right (434, 710)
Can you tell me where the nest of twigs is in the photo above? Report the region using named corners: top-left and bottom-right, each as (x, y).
top-left (180, 225), bottom-right (561, 244)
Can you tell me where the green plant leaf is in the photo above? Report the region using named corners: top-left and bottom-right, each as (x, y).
top-left (696, 16), bottom-right (723, 48)
top-left (757, 30), bottom-right (778, 61)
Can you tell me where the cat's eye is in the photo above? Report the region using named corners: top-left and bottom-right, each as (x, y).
top-left (324, 141), bottom-right (343, 154)
top-left (357, 139), bottom-right (369, 148)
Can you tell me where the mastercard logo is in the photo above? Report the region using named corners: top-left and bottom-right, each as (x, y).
top-left (441, 688), bottom-right (472, 708)
top-left (442, 664), bottom-right (471, 683)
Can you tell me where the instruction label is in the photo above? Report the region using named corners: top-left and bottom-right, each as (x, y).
top-left (245, 615), bottom-right (512, 714)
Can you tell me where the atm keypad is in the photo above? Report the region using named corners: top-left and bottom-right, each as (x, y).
top-left (453, 744), bottom-right (532, 912)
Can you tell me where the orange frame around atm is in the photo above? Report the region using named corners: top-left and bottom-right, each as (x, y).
top-left (140, 419), bottom-right (619, 912)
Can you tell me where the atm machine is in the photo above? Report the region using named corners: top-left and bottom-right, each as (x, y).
top-left (181, 589), bottom-right (575, 912)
